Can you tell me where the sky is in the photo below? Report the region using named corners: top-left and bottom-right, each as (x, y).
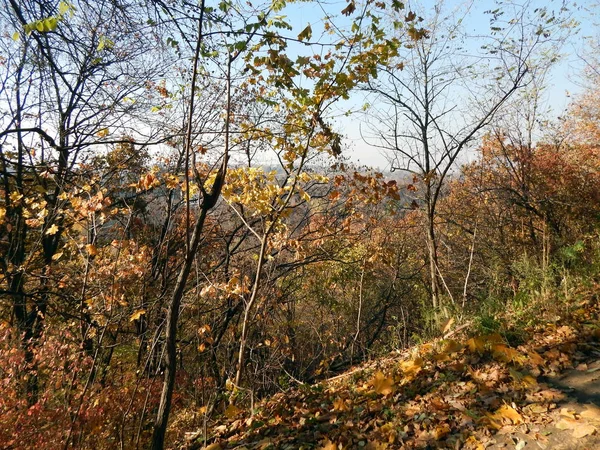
top-left (279, 0), bottom-right (599, 170)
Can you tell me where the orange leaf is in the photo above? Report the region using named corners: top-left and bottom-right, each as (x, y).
top-left (317, 439), bottom-right (337, 450)
top-left (85, 244), bottom-right (98, 256)
top-left (494, 404), bottom-right (523, 425)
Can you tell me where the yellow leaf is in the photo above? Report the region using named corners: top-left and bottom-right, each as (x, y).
top-left (442, 339), bottom-right (463, 354)
top-left (224, 403), bottom-right (242, 419)
top-left (492, 344), bottom-right (525, 364)
top-left (400, 357), bottom-right (423, 382)
top-left (465, 436), bottom-right (485, 450)
top-left (96, 127), bottom-right (109, 137)
top-left (45, 224), bottom-right (59, 235)
top-left (204, 444), bottom-right (222, 450)
top-left (560, 408), bottom-right (577, 419)
top-left (433, 422), bottom-right (451, 439)
top-left (491, 404), bottom-right (523, 426)
top-left (467, 336), bottom-right (486, 354)
top-left (371, 371), bottom-right (395, 396)
top-left (51, 251), bottom-right (63, 261)
top-left (129, 309), bottom-right (146, 322)
top-left (332, 397), bottom-right (349, 412)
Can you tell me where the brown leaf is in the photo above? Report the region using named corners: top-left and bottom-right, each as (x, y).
top-left (341, 1), bottom-right (356, 16)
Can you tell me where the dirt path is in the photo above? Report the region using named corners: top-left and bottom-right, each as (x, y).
top-left (491, 360), bottom-right (600, 449)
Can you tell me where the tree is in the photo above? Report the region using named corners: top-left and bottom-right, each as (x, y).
top-left (145, 0), bottom-right (400, 447)
top-left (363, 0), bottom-right (570, 314)
top-left (0, 0), bottom-right (169, 403)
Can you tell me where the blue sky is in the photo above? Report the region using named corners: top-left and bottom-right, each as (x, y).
top-left (277, 0), bottom-right (599, 169)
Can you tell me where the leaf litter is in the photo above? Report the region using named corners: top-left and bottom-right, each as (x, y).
top-left (184, 299), bottom-right (600, 449)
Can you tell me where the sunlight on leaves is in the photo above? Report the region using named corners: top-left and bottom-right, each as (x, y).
top-left (371, 371), bottom-right (395, 396)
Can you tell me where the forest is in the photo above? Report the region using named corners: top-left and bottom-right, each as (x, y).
top-left (1, 0), bottom-right (599, 449)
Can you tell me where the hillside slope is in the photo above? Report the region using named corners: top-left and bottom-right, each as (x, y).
top-left (183, 298), bottom-right (600, 450)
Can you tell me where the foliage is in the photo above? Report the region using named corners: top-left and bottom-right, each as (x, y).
top-left (0, 0), bottom-right (598, 448)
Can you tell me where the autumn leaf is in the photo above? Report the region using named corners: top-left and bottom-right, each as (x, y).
top-left (442, 339), bottom-right (463, 354)
top-left (492, 344), bottom-right (526, 364)
top-left (224, 404), bottom-right (243, 419)
top-left (203, 444), bottom-right (222, 450)
top-left (317, 438), bottom-right (337, 450)
top-left (297, 24), bottom-right (312, 42)
top-left (371, 371), bottom-right (395, 395)
top-left (46, 224), bottom-right (59, 235)
top-left (399, 357), bottom-right (423, 382)
top-left (96, 127), bottom-right (109, 137)
top-left (440, 316), bottom-right (455, 334)
top-left (581, 405), bottom-right (600, 421)
top-left (341, 1), bottom-right (356, 16)
top-left (467, 336), bottom-right (486, 354)
top-left (572, 423), bottom-right (597, 439)
top-left (85, 244), bottom-right (98, 256)
top-left (487, 404), bottom-right (523, 428)
top-left (129, 309), bottom-right (146, 322)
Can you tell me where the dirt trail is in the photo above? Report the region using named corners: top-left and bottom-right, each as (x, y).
top-left (491, 360), bottom-right (600, 450)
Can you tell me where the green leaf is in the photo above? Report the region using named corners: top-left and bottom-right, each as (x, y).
top-left (59, 1), bottom-right (70, 15)
top-left (12, 31), bottom-right (19, 41)
top-left (97, 36), bottom-right (114, 52)
top-left (272, 0), bottom-right (286, 12)
top-left (44, 17), bottom-right (58, 32)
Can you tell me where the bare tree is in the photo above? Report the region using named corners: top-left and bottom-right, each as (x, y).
top-left (363, 0), bottom-right (570, 314)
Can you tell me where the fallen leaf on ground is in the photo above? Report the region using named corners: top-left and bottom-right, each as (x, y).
top-left (581, 405), bottom-right (600, 421)
top-left (371, 371), bottom-right (395, 395)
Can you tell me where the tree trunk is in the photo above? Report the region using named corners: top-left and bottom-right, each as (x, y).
top-left (150, 207), bottom-right (209, 450)
top-left (426, 203), bottom-right (441, 312)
